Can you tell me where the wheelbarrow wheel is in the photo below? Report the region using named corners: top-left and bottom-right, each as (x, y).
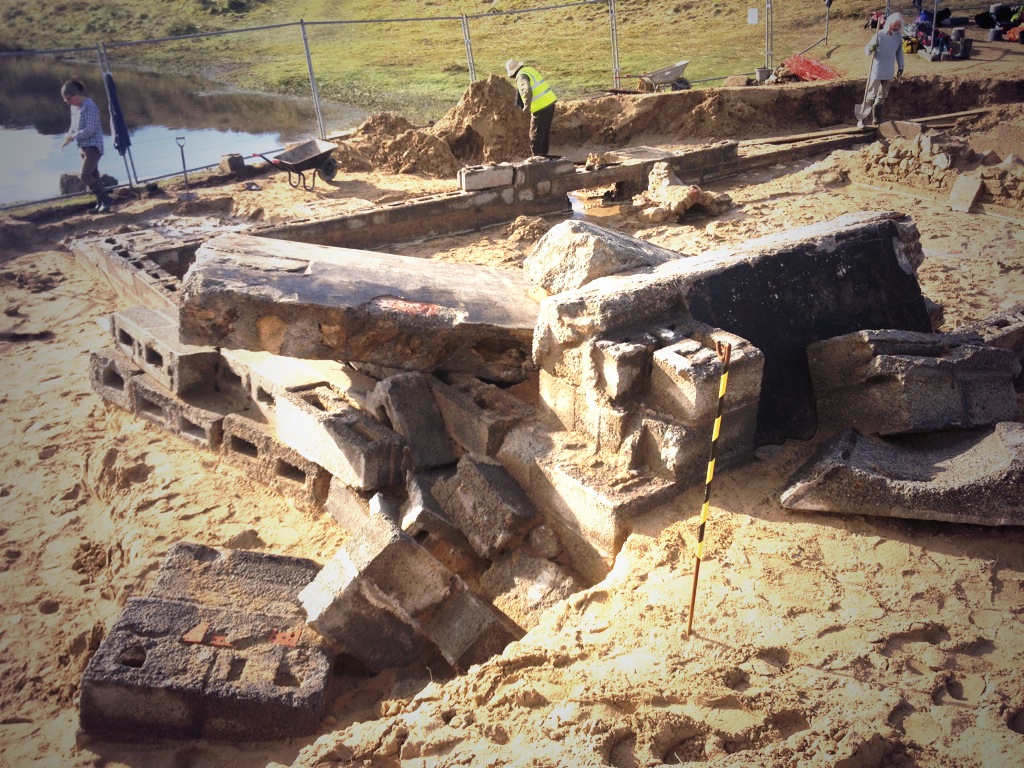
top-left (319, 157), bottom-right (338, 181)
top-left (671, 78), bottom-right (691, 91)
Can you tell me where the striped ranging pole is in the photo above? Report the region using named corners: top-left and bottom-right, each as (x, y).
top-left (686, 340), bottom-right (732, 637)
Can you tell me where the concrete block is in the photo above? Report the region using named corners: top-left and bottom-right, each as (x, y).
top-left (275, 386), bottom-right (406, 490)
top-left (433, 455), bottom-right (541, 559)
top-left (479, 550), bottom-right (583, 631)
top-left (431, 376), bottom-right (533, 456)
top-left (324, 478), bottom-right (373, 532)
top-left (781, 422), bottom-right (1024, 526)
top-left (80, 597), bottom-right (332, 741)
top-left (341, 512), bottom-right (455, 617)
top-left (457, 163), bottom-right (514, 191)
top-left (111, 306), bottom-right (219, 396)
top-left (127, 374), bottom-right (234, 450)
top-left (367, 373), bottom-right (456, 471)
top-left (219, 348), bottom-right (379, 424)
top-left (498, 427), bottom-right (679, 582)
top-left (221, 413), bottom-right (332, 509)
top-left (400, 471), bottom-right (483, 578)
top-left (89, 347), bottom-right (143, 413)
top-left (179, 233), bottom-right (540, 383)
top-left (415, 580), bottom-right (523, 672)
top-left (807, 330), bottom-right (1020, 435)
top-left (512, 157), bottom-right (576, 191)
top-left (148, 542), bottom-right (321, 619)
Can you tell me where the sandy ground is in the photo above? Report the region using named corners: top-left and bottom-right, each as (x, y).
top-left (2, 60), bottom-right (1024, 768)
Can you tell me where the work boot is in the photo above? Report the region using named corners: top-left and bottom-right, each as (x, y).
top-left (871, 103), bottom-right (883, 126)
top-left (93, 191), bottom-right (113, 214)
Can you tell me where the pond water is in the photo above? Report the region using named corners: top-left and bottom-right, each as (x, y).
top-left (0, 56), bottom-right (367, 208)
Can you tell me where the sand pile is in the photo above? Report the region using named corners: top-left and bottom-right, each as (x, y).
top-left (334, 112), bottom-right (461, 178)
top-left (429, 74), bottom-right (530, 164)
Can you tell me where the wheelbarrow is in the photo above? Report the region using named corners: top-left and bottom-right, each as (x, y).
top-left (254, 138), bottom-right (338, 191)
top-left (635, 60), bottom-right (691, 92)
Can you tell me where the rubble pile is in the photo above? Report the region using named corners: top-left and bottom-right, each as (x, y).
top-left (853, 127), bottom-right (1024, 211)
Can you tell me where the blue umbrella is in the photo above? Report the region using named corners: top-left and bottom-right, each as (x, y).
top-left (102, 71), bottom-right (136, 185)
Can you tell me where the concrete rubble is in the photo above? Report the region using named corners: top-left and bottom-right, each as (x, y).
top-left (74, 136), bottom-right (1024, 741)
top-left (807, 329), bottom-right (1021, 436)
top-left (780, 422), bottom-right (1024, 526)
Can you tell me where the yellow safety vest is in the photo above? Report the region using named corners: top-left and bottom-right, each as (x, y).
top-left (520, 66), bottom-right (556, 113)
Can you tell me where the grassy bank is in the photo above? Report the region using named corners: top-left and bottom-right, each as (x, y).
top-left (3, 0), bottom-right (886, 121)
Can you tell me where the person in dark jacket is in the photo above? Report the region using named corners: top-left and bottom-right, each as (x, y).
top-left (506, 59), bottom-right (557, 158)
top-left (60, 78), bottom-right (113, 213)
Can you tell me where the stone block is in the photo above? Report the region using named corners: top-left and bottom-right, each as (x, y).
top-left (148, 542), bottom-right (321, 618)
top-left (958, 303), bottom-right (1024, 386)
top-left (430, 376), bottom-right (533, 456)
top-left (219, 153), bottom-right (246, 174)
top-left (637, 412), bottom-right (707, 484)
top-left (593, 340), bottom-right (651, 402)
top-left (80, 597), bottom-right (331, 741)
top-left (781, 422), bottom-right (1024, 526)
top-left (275, 386), bottom-right (406, 490)
top-left (433, 455), bottom-right (541, 559)
top-left (221, 413), bottom-right (332, 509)
top-left (457, 163), bottom-right (514, 191)
top-left (89, 347), bottom-right (143, 412)
top-left (111, 306), bottom-right (219, 395)
top-left (415, 579), bottom-right (523, 672)
top-left (525, 219), bottom-right (681, 294)
top-left (807, 330), bottom-right (1020, 435)
top-left (537, 211), bottom-right (933, 445)
top-left (179, 233), bottom-right (540, 383)
top-left (479, 550), bottom-right (584, 630)
top-left (948, 174), bottom-right (983, 212)
top-left (367, 373), bottom-right (456, 471)
top-left (878, 121), bottom-right (925, 141)
top-left (498, 427), bottom-right (679, 582)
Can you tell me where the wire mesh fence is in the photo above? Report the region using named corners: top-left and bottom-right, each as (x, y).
top-left (0, 0), bottom-right (845, 211)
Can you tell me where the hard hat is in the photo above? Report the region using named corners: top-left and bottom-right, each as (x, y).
top-left (505, 59), bottom-right (524, 77)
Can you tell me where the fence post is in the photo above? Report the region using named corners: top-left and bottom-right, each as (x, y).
top-left (461, 14), bottom-right (477, 82)
top-left (300, 19), bottom-right (327, 140)
top-left (608, 0), bottom-right (620, 88)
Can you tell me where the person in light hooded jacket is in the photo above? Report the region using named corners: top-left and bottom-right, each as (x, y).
top-left (859, 13), bottom-right (905, 128)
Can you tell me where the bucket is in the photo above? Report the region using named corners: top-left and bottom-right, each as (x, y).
top-left (755, 67), bottom-right (772, 83)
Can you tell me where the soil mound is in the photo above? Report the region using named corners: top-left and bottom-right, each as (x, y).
top-left (430, 74), bottom-right (530, 164)
top-left (375, 130), bottom-right (461, 177)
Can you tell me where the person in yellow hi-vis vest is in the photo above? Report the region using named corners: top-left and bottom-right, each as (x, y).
top-left (505, 59), bottom-right (557, 158)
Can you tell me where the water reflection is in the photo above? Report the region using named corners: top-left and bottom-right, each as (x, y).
top-left (0, 56), bottom-right (367, 206)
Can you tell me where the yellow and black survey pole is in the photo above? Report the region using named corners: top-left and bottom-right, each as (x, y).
top-left (686, 339), bottom-right (732, 637)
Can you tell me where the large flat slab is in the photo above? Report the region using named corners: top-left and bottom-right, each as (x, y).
top-left (179, 233), bottom-right (543, 383)
top-left (780, 423), bottom-right (1024, 526)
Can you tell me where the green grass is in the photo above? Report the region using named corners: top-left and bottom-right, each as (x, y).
top-left (2, 0), bottom-right (885, 122)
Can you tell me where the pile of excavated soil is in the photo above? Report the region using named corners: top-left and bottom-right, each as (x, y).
top-left (429, 75), bottom-right (531, 164)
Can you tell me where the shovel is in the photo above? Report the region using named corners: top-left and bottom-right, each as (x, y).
top-left (855, 33), bottom-right (880, 123)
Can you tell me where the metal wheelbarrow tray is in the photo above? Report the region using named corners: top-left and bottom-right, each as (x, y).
top-left (636, 60), bottom-right (691, 92)
top-left (255, 138), bottom-right (339, 191)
